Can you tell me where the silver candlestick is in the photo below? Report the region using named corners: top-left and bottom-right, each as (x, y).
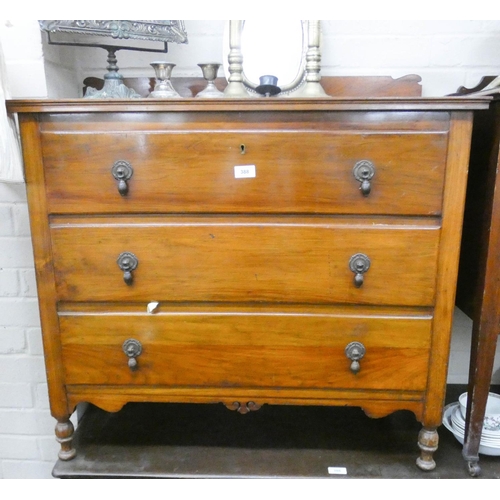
top-left (293, 21), bottom-right (328, 98)
top-left (224, 20), bottom-right (249, 98)
top-left (196, 63), bottom-right (224, 98)
top-left (148, 62), bottom-right (180, 98)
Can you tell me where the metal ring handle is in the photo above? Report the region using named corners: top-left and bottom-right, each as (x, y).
top-left (349, 253), bottom-right (371, 288)
top-left (353, 160), bottom-right (375, 196)
top-left (345, 341), bottom-right (366, 374)
top-left (112, 160), bottom-right (134, 196)
top-left (122, 339), bottom-right (142, 371)
top-left (117, 252), bottom-right (138, 286)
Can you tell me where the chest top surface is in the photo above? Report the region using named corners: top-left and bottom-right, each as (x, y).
top-left (5, 96), bottom-right (490, 113)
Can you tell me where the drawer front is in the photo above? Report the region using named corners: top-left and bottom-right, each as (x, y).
top-left (42, 131), bottom-right (447, 215)
top-left (59, 310), bottom-right (431, 391)
top-left (51, 217), bottom-right (440, 306)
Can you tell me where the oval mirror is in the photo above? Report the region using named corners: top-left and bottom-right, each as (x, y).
top-left (223, 20), bottom-right (307, 95)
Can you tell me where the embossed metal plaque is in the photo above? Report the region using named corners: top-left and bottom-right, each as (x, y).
top-left (38, 20), bottom-right (188, 45)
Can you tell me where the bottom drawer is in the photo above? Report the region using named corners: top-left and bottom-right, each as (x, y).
top-left (59, 309), bottom-right (432, 391)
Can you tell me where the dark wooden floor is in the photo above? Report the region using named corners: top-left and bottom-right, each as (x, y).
top-left (53, 385), bottom-right (500, 479)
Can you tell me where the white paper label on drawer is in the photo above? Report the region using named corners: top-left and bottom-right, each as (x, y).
top-left (147, 301), bottom-right (159, 314)
top-left (328, 467), bottom-right (347, 475)
top-left (234, 165), bottom-right (256, 178)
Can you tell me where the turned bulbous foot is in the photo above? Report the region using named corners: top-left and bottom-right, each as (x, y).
top-left (416, 427), bottom-right (438, 471)
top-left (55, 420), bottom-right (76, 461)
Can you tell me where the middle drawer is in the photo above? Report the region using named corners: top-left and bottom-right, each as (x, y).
top-left (50, 216), bottom-right (440, 306)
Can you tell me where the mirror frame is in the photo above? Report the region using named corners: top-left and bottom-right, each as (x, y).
top-left (241, 20), bottom-right (307, 95)
top-left (224, 20), bottom-right (327, 98)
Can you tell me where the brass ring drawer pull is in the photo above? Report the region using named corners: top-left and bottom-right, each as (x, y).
top-left (345, 341), bottom-right (366, 374)
top-left (349, 253), bottom-right (370, 288)
top-left (117, 252), bottom-right (138, 285)
top-left (353, 160), bottom-right (375, 196)
top-left (122, 339), bottom-right (142, 370)
top-left (112, 160), bottom-right (134, 196)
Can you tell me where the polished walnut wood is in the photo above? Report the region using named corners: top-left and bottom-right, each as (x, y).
top-left (50, 216), bottom-right (440, 305)
top-left (41, 127), bottom-right (447, 216)
top-left (59, 307), bottom-right (432, 389)
top-left (6, 95), bottom-right (488, 472)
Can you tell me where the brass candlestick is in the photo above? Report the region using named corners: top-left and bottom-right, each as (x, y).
top-left (196, 63), bottom-right (224, 98)
top-left (148, 62), bottom-right (180, 98)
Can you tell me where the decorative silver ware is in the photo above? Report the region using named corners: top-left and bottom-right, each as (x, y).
top-left (293, 21), bottom-right (328, 97)
top-left (38, 20), bottom-right (188, 99)
top-left (80, 47), bottom-right (141, 99)
top-left (149, 62), bottom-right (180, 98)
top-left (38, 20), bottom-right (188, 44)
top-left (196, 63), bottom-right (224, 98)
top-left (224, 21), bottom-right (250, 98)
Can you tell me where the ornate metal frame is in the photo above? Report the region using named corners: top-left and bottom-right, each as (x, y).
top-left (38, 20), bottom-right (187, 45)
top-left (38, 21), bottom-right (188, 98)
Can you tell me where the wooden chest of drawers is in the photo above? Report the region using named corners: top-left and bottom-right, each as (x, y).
top-left (7, 97), bottom-right (488, 471)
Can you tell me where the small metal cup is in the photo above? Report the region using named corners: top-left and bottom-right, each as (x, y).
top-left (196, 63), bottom-right (224, 98)
top-left (149, 62), bottom-right (180, 98)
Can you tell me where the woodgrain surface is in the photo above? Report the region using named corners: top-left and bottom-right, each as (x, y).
top-left (50, 217), bottom-right (440, 305)
top-left (41, 129), bottom-right (448, 216)
top-left (8, 95), bottom-right (488, 467)
top-left (17, 116), bottom-right (70, 419)
top-left (59, 309), bottom-right (431, 390)
top-left (423, 113), bottom-right (474, 426)
top-left (6, 97), bottom-right (490, 114)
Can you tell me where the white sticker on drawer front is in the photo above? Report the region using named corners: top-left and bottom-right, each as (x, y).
top-left (147, 301), bottom-right (159, 314)
top-left (328, 467), bottom-right (347, 475)
top-left (234, 165), bottom-right (256, 178)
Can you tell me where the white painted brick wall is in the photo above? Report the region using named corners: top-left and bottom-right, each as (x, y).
top-left (0, 177), bottom-right (53, 476)
top-left (0, 384), bottom-right (33, 408)
top-left (1, 19), bottom-right (500, 479)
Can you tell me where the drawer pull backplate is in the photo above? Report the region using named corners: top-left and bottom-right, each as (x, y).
top-left (345, 341), bottom-right (366, 374)
top-left (349, 253), bottom-right (371, 288)
top-left (122, 338), bottom-right (142, 370)
top-left (112, 160), bottom-right (134, 196)
top-left (117, 252), bottom-right (138, 285)
top-left (353, 160), bottom-right (375, 196)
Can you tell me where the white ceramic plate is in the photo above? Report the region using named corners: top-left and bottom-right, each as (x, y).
top-left (442, 403), bottom-right (500, 456)
top-left (451, 405), bottom-right (500, 439)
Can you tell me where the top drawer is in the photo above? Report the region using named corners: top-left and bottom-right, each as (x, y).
top-left (41, 130), bottom-right (448, 215)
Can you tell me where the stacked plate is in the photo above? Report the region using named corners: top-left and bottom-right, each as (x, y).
top-left (442, 392), bottom-right (500, 456)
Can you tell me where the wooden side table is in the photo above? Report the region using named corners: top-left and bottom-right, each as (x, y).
top-left (455, 77), bottom-right (500, 476)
